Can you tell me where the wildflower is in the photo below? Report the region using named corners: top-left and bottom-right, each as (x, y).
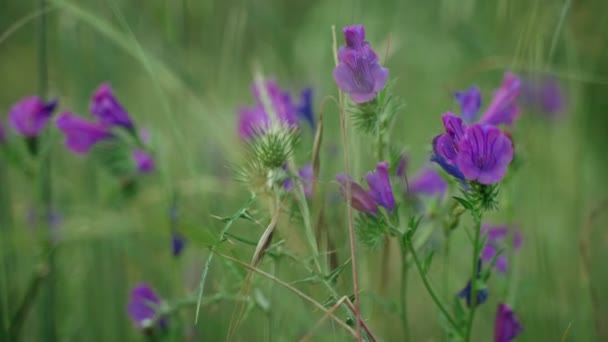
top-left (333, 25), bottom-right (389, 104)
top-left (55, 112), bottom-right (112, 154)
top-left (458, 259), bottom-right (488, 308)
top-left (132, 149), bottom-right (155, 173)
top-left (456, 124), bottom-right (514, 185)
top-left (396, 153), bottom-right (408, 178)
top-left (478, 72), bottom-right (521, 126)
top-left (8, 97), bottom-right (57, 137)
top-left (127, 284), bottom-right (165, 331)
top-left (90, 83), bottom-right (134, 130)
top-left (336, 173), bottom-right (378, 215)
top-left (408, 167), bottom-right (448, 197)
top-left (172, 231), bottom-right (186, 257)
top-left (520, 74), bottom-right (565, 118)
top-left (365, 161), bottom-right (395, 212)
top-left (455, 86), bottom-right (481, 123)
top-left (481, 224), bottom-right (522, 273)
top-left (495, 303), bottom-right (523, 342)
top-left (238, 80), bottom-right (298, 140)
top-left (431, 113), bottom-right (466, 181)
top-left (297, 87), bottom-right (315, 128)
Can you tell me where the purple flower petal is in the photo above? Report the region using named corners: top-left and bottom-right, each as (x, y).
top-left (297, 88), bottom-right (315, 128)
top-left (172, 231), bottom-right (186, 257)
top-left (9, 97), bottom-right (57, 137)
top-left (252, 80), bottom-right (298, 126)
top-left (479, 72), bottom-right (521, 127)
top-left (336, 173), bottom-right (378, 215)
top-left (456, 124), bottom-right (514, 184)
top-left (132, 149), bottom-right (155, 173)
top-left (127, 284), bottom-right (162, 330)
top-left (90, 83), bottom-right (134, 129)
top-left (396, 153), bottom-right (408, 178)
top-left (237, 106), bottom-right (269, 140)
top-left (409, 168), bottom-right (447, 197)
top-left (343, 25), bottom-right (366, 49)
top-left (494, 303), bottom-right (523, 342)
top-left (481, 224), bottom-right (523, 272)
top-left (55, 112), bottom-right (113, 154)
top-left (455, 86), bottom-right (482, 123)
top-left (365, 161), bottom-right (395, 212)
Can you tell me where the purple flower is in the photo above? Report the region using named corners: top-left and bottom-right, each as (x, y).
top-left (521, 75), bottom-right (566, 118)
top-left (238, 80), bottom-right (299, 140)
top-left (481, 224), bottom-right (522, 273)
top-left (455, 86), bottom-right (482, 123)
top-left (132, 149), bottom-right (155, 173)
top-left (456, 124), bottom-right (514, 184)
top-left (127, 284), bottom-right (164, 330)
top-left (172, 231), bottom-right (186, 257)
top-left (396, 153), bottom-right (408, 178)
top-left (431, 113), bottom-right (467, 181)
top-left (495, 303), bottom-right (523, 342)
top-left (8, 97), bottom-right (57, 137)
top-left (55, 112), bottom-right (112, 154)
top-left (365, 162), bottom-right (395, 212)
top-left (90, 83), bottom-right (134, 129)
top-left (479, 72), bottom-right (521, 127)
top-left (458, 259), bottom-right (488, 308)
top-left (297, 88), bottom-right (315, 128)
top-left (333, 25), bottom-right (389, 104)
top-left (298, 164), bottom-right (314, 198)
top-left (336, 173), bottom-right (378, 215)
top-left (409, 168), bottom-right (448, 197)
top-left (252, 80), bottom-right (298, 126)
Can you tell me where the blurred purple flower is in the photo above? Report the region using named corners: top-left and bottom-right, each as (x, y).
top-left (479, 72), bottom-right (521, 127)
top-left (8, 97), bottom-right (57, 137)
top-left (365, 161), bottom-right (395, 212)
top-left (336, 173), bottom-right (378, 215)
top-left (495, 303), bottom-right (523, 342)
top-left (90, 83), bottom-right (134, 130)
top-left (297, 88), bottom-right (315, 128)
top-left (172, 231), bottom-right (186, 257)
top-left (238, 80), bottom-right (298, 139)
top-left (299, 164), bottom-right (314, 198)
top-left (455, 86), bottom-right (481, 123)
top-left (127, 284), bottom-right (165, 330)
top-left (132, 149), bottom-right (155, 173)
top-left (481, 224), bottom-right (523, 273)
top-left (456, 124), bottom-right (514, 184)
top-left (409, 168), bottom-right (447, 197)
top-left (55, 112), bottom-right (112, 154)
top-left (458, 259), bottom-right (488, 308)
top-left (521, 75), bottom-right (566, 118)
top-left (333, 25), bottom-right (389, 104)
top-left (396, 153), bottom-right (408, 178)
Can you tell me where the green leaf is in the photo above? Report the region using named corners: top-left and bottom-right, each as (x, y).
top-left (422, 250), bottom-right (435, 275)
top-left (452, 196), bottom-right (473, 211)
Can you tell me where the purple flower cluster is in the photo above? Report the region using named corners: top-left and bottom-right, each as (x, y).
top-left (56, 83), bottom-right (154, 174)
top-left (455, 72), bottom-right (522, 126)
top-left (458, 259), bottom-right (489, 308)
top-left (495, 303), bottom-right (523, 342)
top-left (432, 113), bottom-right (514, 184)
top-left (127, 284), bottom-right (165, 331)
top-left (333, 25), bottom-right (389, 104)
top-left (336, 162), bottom-right (395, 215)
top-left (8, 96), bottom-right (58, 137)
top-left (481, 224), bottom-right (523, 273)
top-left (520, 74), bottom-right (566, 119)
top-left (238, 80), bottom-right (313, 139)
top-left (283, 164), bottom-right (314, 198)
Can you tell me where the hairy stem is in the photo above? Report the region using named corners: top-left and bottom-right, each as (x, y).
top-left (464, 210), bottom-right (483, 341)
top-left (407, 236), bottom-right (461, 336)
top-left (399, 242), bottom-right (410, 341)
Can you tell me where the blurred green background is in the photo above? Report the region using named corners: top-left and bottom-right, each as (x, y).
top-left (1, 0), bottom-right (608, 340)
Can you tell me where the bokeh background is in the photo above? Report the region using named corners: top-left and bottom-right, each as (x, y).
top-left (1, 0), bottom-right (608, 340)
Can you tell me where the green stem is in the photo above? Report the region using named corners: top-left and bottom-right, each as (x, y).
top-left (464, 210), bottom-right (483, 341)
top-left (407, 237), bottom-right (461, 336)
top-left (399, 243), bottom-right (410, 341)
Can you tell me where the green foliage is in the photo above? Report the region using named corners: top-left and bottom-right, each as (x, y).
top-left (354, 213), bottom-right (389, 249)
